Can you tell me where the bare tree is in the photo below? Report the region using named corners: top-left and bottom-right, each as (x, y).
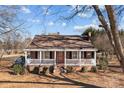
top-left (93, 5), bottom-right (124, 72)
top-left (48, 5), bottom-right (124, 72)
top-left (0, 6), bottom-right (26, 61)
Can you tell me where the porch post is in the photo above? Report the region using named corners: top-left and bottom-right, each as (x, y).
top-left (54, 51), bottom-right (56, 66)
top-left (24, 51), bottom-right (27, 66)
top-left (94, 51), bottom-right (96, 66)
top-left (79, 51), bottom-right (81, 66)
top-left (40, 51), bottom-right (42, 64)
top-left (64, 50), bottom-right (66, 68)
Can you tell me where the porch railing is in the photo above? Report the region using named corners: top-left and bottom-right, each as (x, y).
top-left (27, 59), bottom-right (55, 65)
top-left (27, 59), bottom-right (95, 66)
top-left (81, 59), bottom-right (95, 65)
top-left (66, 59), bottom-right (79, 66)
top-left (66, 59), bottom-right (95, 66)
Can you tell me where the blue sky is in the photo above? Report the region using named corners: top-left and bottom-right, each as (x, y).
top-left (16, 5), bottom-right (124, 37)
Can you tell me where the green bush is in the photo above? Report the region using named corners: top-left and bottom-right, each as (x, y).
top-left (66, 66), bottom-right (74, 73)
top-left (90, 66), bottom-right (98, 73)
top-left (99, 56), bottom-right (108, 70)
top-left (13, 64), bottom-right (25, 75)
top-left (80, 67), bottom-right (87, 73)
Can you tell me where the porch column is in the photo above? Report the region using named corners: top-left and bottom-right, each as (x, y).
top-left (94, 51), bottom-right (96, 66)
top-left (64, 51), bottom-right (66, 67)
top-left (40, 51), bottom-right (42, 64)
top-left (79, 51), bottom-right (81, 66)
top-left (54, 51), bottom-right (56, 66)
top-left (24, 51), bottom-right (27, 66)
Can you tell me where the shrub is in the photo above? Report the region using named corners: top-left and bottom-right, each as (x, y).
top-left (80, 66), bottom-right (87, 73)
top-left (49, 66), bottom-right (54, 74)
top-left (42, 66), bottom-right (48, 75)
top-left (99, 56), bottom-right (108, 71)
top-left (32, 67), bottom-right (39, 74)
top-left (90, 66), bottom-right (98, 73)
top-left (13, 64), bottom-right (25, 75)
top-left (66, 66), bottom-right (74, 73)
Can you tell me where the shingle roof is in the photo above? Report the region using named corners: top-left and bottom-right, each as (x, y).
top-left (27, 35), bottom-right (94, 49)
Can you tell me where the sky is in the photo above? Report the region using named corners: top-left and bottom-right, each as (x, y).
top-left (15, 5), bottom-right (124, 37)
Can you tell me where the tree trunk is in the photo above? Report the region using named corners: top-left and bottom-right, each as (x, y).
top-left (92, 5), bottom-right (121, 61)
top-left (93, 5), bottom-right (124, 72)
top-left (105, 5), bottom-right (124, 72)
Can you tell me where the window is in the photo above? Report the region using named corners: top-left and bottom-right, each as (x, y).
top-left (83, 51), bottom-right (94, 59)
top-left (81, 51), bottom-right (84, 58)
top-left (44, 51), bottom-right (54, 59)
top-left (29, 51), bottom-right (38, 59)
top-left (66, 51), bottom-right (72, 59)
top-left (66, 51), bottom-right (78, 59)
top-left (72, 51), bottom-right (78, 59)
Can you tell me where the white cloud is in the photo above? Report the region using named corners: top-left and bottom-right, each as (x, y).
top-left (48, 21), bottom-right (54, 26)
top-left (28, 19), bottom-right (40, 23)
top-left (21, 6), bottom-right (31, 14)
top-left (78, 11), bottom-right (93, 18)
top-left (32, 19), bottom-right (40, 23)
top-left (74, 24), bottom-right (99, 32)
top-left (78, 13), bottom-right (87, 18)
top-left (62, 22), bottom-right (66, 26)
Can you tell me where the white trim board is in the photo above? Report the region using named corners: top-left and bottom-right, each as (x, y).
top-left (24, 48), bottom-right (97, 51)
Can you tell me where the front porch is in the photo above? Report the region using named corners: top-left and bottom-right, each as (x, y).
top-left (24, 49), bottom-right (97, 67)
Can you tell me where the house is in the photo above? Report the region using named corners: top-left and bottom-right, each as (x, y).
top-left (24, 35), bottom-right (97, 68)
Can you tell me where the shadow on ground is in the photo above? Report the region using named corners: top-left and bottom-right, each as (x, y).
top-left (0, 73), bottom-right (102, 88)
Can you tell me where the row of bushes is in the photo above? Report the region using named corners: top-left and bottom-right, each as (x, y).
top-left (31, 66), bottom-right (54, 75)
top-left (12, 65), bottom-right (103, 75)
top-left (12, 64), bottom-right (55, 75)
top-left (12, 55), bottom-right (108, 75)
top-left (65, 66), bottom-right (98, 73)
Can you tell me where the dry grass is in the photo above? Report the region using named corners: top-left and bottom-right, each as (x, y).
top-left (0, 61), bottom-right (124, 88)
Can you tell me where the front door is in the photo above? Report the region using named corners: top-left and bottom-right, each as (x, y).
top-left (56, 51), bottom-right (64, 65)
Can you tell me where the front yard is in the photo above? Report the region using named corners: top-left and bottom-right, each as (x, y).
top-left (0, 61), bottom-right (124, 88)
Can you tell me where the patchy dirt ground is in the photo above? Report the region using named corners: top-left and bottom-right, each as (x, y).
top-left (0, 61), bottom-right (124, 88)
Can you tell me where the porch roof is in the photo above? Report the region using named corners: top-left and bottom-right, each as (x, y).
top-left (27, 35), bottom-right (95, 49)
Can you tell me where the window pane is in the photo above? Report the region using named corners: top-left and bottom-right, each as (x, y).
top-left (91, 52), bottom-right (94, 58)
top-left (72, 51), bottom-right (78, 59)
top-left (83, 51), bottom-right (94, 59)
top-left (29, 51), bottom-right (38, 59)
top-left (50, 51), bottom-right (54, 59)
top-left (81, 51), bottom-right (84, 58)
top-left (45, 51), bottom-right (50, 59)
top-left (66, 51), bottom-right (72, 59)
top-left (44, 51), bottom-right (54, 59)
